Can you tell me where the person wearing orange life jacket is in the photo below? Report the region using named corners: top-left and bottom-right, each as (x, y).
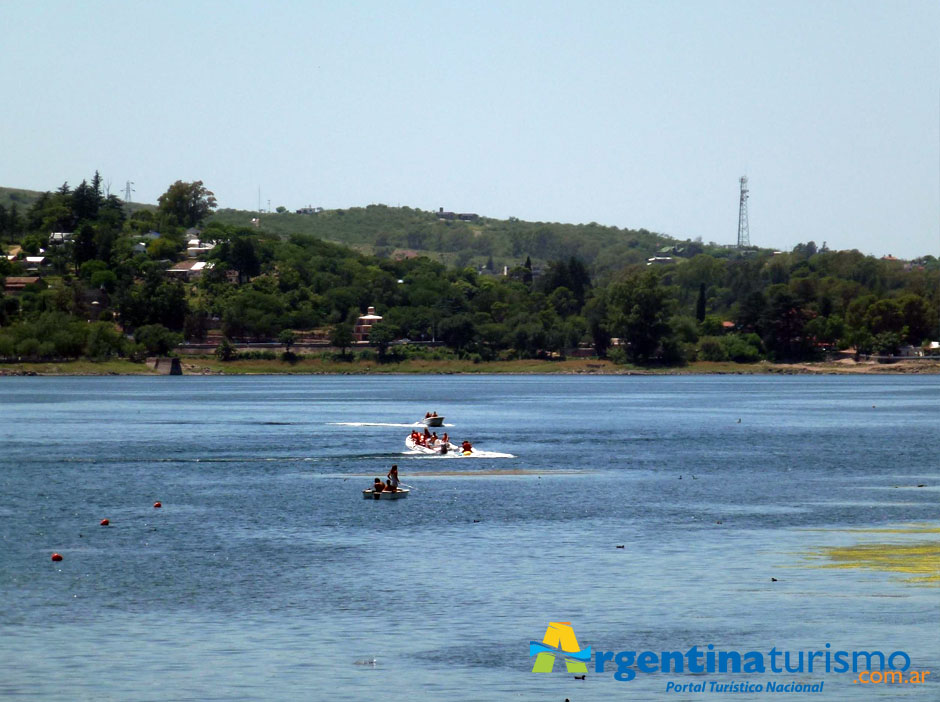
top-left (461, 440), bottom-right (472, 454)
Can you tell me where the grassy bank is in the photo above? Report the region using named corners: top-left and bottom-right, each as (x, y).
top-left (3, 357), bottom-right (940, 376)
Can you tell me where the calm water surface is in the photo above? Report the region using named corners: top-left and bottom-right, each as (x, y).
top-left (0, 375), bottom-right (937, 701)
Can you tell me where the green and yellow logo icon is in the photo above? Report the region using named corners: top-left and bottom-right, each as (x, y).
top-left (530, 622), bottom-right (591, 673)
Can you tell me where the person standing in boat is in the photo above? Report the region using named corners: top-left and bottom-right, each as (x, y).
top-left (387, 465), bottom-right (400, 491)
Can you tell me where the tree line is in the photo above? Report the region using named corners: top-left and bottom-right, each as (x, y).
top-left (0, 175), bottom-right (937, 364)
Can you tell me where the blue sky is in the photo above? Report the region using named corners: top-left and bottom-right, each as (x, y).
top-left (1, 1), bottom-right (937, 258)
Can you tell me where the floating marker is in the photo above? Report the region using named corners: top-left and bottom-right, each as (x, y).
top-left (153, 502), bottom-right (162, 509)
top-left (51, 553), bottom-right (63, 562)
top-left (100, 519), bottom-right (110, 526)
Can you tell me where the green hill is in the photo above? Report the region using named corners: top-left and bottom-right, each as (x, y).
top-left (208, 204), bottom-right (718, 279)
top-left (3, 185), bottom-right (733, 276)
top-left (0, 186), bottom-right (43, 211)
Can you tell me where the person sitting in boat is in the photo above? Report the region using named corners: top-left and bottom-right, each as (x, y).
top-left (384, 479), bottom-right (396, 493)
top-left (423, 427), bottom-right (431, 438)
top-left (431, 411), bottom-right (438, 417)
top-left (429, 432), bottom-right (439, 445)
top-left (372, 478), bottom-right (384, 493)
top-left (442, 432), bottom-right (449, 444)
top-left (425, 411), bottom-right (431, 418)
top-left (387, 465), bottom-right (400, 490)
top-left (461, 440), bottom-right (473, 454)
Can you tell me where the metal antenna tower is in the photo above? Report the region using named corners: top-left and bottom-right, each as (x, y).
top-left (736, 176), bottom-right (750, 248)
top-left (123, 180), bottom-right (135, 203)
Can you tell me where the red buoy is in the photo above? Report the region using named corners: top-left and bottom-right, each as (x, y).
top-left (153, 502), bottom-right (162, 509)
top-left (100, 518), bottom-right (110, 526)
top-left (51, 553), bottom-right (63, 562)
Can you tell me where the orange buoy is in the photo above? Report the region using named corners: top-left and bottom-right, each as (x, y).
top-left (100, 518), bottom-right (110, 526)
top-left (51, 553), bottom-right (63, 562)
top-left (153, 502), bottom-right (162, 509)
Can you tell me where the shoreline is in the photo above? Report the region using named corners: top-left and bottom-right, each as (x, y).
top-left (2, 357), bottom-right (939, 377)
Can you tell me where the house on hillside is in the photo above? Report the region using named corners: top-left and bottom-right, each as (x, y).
top-left (166, 260), bottom-right (213, 281)
top-left (48, 232), bottom-right (73, 246)
top-left (24, 256), bottom-right (48, 273)
top-left (3, 276), bottom-right (41, 293)
top-left (186, 238), bottom-right (216, 258)
top-left (353, 306), bottom-right (383, 342)
top-left (437, 207), bottom-right (479, 222)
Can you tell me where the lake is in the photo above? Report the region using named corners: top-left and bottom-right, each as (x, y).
top-left (0, 375), bottom-right (937, 701)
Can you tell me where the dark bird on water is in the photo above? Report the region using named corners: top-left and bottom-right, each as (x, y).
top-left (771, 577), bottom-right (778, 582)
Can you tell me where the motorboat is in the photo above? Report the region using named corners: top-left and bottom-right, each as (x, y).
top-left (422, 415), bottom-right (445, 427)
top-left (363, 488), bottom-right (409, 500)
top-left (405, 436), bottom-right (469, 455)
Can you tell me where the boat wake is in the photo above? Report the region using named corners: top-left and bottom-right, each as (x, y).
top-left (330, 422), bottom-right (452, 428)
top-left (403, 449), bottom-right (515, 459)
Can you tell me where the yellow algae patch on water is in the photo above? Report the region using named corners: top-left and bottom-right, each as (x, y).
top-left (804, 523), bottom-right (940, 535)
top-left (806, 526), bottom-right (940, 586)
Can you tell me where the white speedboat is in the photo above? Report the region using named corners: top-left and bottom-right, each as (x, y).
top-left (405, 436), bottom-right (469, 455)
top-left (363, 488), bottom-right (409, 500)
top-left (421, 415), bottom-right (445, 427)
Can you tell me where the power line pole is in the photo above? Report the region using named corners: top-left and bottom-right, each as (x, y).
top-left (123, 181), bottom-right (135, 203)
top-left (737, 176), bottom-right (750, 249)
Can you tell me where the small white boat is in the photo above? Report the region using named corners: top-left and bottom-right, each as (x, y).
top-left (363, 488), bottom-right (409, 500)
top-left (422, 415), bottom-right (445, 427)
top-left (405, 436), bottom-right (469, 456)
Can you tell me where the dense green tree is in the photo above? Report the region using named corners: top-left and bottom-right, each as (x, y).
top-left (330, 323), bottom-right (354, 357)
top-left (608, 269), bottom-right (675, 363)
top-left (278, 329), bottom-right (296, 351)
top-left (762, 287), bottom-right (812, 360)
top-left (230, 237), bottom-right (261, 282)
top-left (157, 180), bottom-right (217, 227)
top-left (368, 322), bottom-right (396, 361)
top-left (897, 294), bottom-right (932, 345)
top-left (134, 324), bottom-right (181, 355)
top-left (216, 337), bottom-right (237, 361)
top-left (72, 222), bottom-right (97, 269)
top-left (695, 283), bottom-right (707, 322)
top-left (583, 295), bottom-right (610, 357)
